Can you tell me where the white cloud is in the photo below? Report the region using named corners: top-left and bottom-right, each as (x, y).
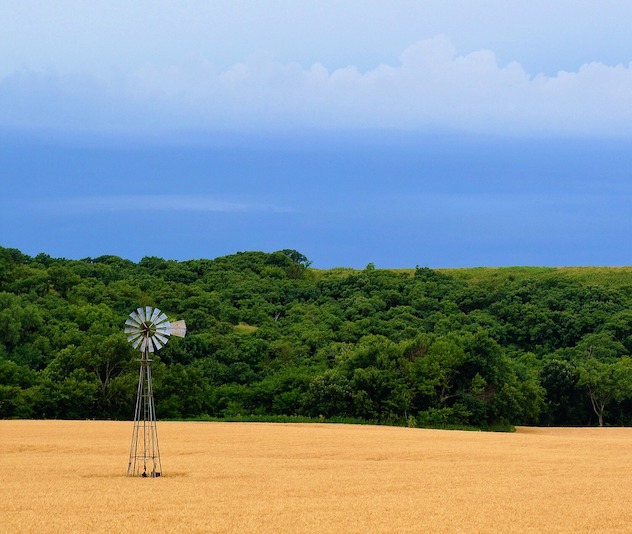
top-left (23, 195), bottom-right (295, 215)
top-left (2, 37), bottom-right (632, 136)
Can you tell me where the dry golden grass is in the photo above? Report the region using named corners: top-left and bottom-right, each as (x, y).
top-left (2, 421), bottom-right (632, 533)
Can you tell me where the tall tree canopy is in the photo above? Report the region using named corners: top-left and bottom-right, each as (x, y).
top-left (2, 246), bottom-right (632, 428)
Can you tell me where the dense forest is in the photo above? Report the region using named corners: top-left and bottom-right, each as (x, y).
top-left (2, 245), bottom-right (632, 429)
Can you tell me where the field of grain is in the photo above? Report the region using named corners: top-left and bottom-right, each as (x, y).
top-left (1, 421), bottom-right (631, 533)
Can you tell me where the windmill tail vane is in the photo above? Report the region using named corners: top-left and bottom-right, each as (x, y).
top-left (125, 306), bottom-right (186, 478)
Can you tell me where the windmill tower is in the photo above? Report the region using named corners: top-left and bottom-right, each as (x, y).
top-left (124, 306), bottom-right (186, 477)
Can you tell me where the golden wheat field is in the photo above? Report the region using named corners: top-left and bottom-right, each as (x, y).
top-left (1, 421), bottom-right (631, 533)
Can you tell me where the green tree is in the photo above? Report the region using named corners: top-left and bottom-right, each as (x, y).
top-left (577, 357), bottom-right (632, 426)
top-left (540, 359), bottom-right (587, 425)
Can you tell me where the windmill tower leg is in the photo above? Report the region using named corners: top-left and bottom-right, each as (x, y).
top-left (127, 347), bottom-right (162, 477)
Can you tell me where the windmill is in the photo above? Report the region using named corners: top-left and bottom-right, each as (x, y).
top-left (124, 306), bottom-right (186, 477)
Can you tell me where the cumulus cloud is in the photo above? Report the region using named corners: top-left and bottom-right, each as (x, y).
top-left (2, 37), bottom-right (632, 136)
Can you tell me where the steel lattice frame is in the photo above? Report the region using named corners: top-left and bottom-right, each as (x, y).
top-left (125, 306), bottom-right (186, 477)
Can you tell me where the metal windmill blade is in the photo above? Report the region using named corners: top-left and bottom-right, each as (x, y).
top-left (125, 306), bottom-right (187, 353)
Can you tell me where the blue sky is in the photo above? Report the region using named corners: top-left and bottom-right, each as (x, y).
top-left (2, 1), bottom-right (632, 268)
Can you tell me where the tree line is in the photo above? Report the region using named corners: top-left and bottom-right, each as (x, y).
top-left (2, 245), bottom-right (632, 428)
